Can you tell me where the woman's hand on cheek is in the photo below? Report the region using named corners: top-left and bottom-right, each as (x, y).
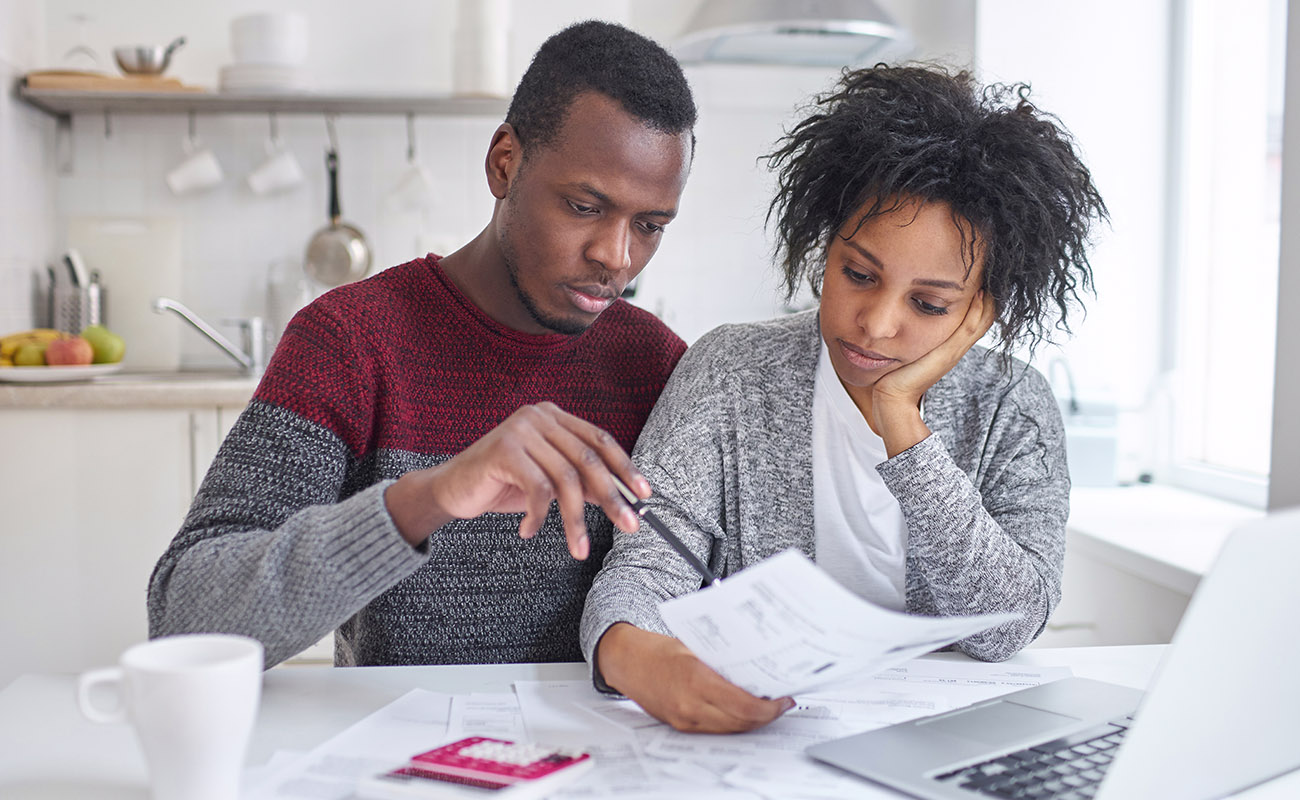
top-left (871, 291), bottom-right (997, 455)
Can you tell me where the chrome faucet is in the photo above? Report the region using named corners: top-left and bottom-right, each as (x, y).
top-left (152, 296), bottom-right (266, 377)
top-left (1046, 357), bottom-right (1080, 416)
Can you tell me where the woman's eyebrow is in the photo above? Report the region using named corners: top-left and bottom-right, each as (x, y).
top-left (844, 239), bottom-right (884, 268)
top-left (912, 277), bottom-right (965, 290)
top-left (844, 239), bottom-right (965, 291)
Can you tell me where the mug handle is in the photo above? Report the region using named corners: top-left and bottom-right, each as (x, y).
top-left (77, 667), bottom-right (127, 724)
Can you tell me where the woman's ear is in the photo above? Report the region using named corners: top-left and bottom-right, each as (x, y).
top-left (485, 123), bottom-right (521, 201)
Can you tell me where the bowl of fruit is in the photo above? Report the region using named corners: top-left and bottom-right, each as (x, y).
top-left (0, 325), bottom-right (126, 382)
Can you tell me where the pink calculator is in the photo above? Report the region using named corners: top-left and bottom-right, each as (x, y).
top-left (358, 736), bottom-right (594, 799)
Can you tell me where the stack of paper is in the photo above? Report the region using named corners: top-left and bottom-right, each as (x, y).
top-left (244, 550), bottom-right (1061, 799)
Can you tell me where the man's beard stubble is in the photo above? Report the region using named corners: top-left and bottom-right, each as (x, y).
top-left (500, 216), bottom-right (591, 337)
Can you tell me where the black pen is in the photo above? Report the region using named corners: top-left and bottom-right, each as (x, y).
top-left (612, 475), bottom-right (721, 587)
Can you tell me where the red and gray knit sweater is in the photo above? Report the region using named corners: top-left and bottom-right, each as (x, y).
top-left (146, 255), bottom-right (685, 667)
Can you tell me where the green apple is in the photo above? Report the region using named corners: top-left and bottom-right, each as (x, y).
top-left (80, 324), bottom-right (126, 364)
top-left (13, 342), bottom-right (46, 366)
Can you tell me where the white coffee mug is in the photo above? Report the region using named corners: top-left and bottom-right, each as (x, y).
top-left (77, 634), bottom-right (264, 800)
top-left (248, 140), bottom-right (304, 195)
top-left (166, 139), bottom-right (224, 195)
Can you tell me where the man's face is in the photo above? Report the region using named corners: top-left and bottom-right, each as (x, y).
top-left (494, 92), bottom-right (692, 335)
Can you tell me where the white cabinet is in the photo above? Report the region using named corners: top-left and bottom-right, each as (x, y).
top-left (1034, 532), bottom-right (1192, 648)
top-left (0, 406), bottom-right (226, 685)
top-left (1032, 486), bottom-right (1260, 650)
top-left (0, 398), bottom-right (337, 685)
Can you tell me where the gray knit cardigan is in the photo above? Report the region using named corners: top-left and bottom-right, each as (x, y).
top-left (580, 310), bottom-right (1070, 684)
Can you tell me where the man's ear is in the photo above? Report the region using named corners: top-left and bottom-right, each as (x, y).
top-left (485, 123), bottom-right (521, 200)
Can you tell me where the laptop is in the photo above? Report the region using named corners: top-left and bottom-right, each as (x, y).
top-left (808, 508), bottom-right (1300, 800)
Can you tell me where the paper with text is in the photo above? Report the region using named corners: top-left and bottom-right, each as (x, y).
top-left (659, 549), bottom-right (1021, 697)
top-left (244, 688), bottom-right (451, 800)
top-left (446, 691), bottom-right (526, 741)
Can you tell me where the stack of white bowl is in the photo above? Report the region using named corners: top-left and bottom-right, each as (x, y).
top-left (220, 13), bottom-right (308, 93)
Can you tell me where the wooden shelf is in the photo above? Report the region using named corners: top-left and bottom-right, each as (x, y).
top-left (17, 81), bottom-right (509, 118)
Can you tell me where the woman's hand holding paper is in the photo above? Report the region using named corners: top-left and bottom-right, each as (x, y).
top-left (595, 622), bottom-right (794, 734)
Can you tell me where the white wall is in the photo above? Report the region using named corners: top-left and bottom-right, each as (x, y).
top-left (0, 0), bottom-right (56, 334)
top-left (648, 1), bottom-right (978, 341)
top-left (19, 0), bottom-right (973, 365)
top-left (975, 0), bottom-right (1172, 480)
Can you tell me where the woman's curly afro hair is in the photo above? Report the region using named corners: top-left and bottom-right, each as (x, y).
top-left (765, 64), bottom-right (1108, 355)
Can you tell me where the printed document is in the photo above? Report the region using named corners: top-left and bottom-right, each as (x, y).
top-left (245, 688), bottom-right (451, 799)
top-left (660, 549), bottom-right (1020, 697)
top-left (242, 661), bottom-right (1071, 800)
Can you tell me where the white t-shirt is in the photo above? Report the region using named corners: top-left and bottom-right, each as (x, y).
top-left (812, 339), bottom-right (909, 610)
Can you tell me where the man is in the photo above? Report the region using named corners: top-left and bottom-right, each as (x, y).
top-left (147, 20), bottom-right (697, 668)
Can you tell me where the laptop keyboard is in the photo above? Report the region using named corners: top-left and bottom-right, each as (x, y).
top-left (933, 717), bottom-right (1132, 799)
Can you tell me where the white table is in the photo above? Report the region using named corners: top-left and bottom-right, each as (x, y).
top-left (1, 646), bottom-right (1296, 799)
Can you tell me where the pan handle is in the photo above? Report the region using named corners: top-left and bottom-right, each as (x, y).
top-left (326, 149), bottom-right (341, 222)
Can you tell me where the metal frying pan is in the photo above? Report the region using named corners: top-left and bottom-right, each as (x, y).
top-left (304, 148), bottom-right (371, 286)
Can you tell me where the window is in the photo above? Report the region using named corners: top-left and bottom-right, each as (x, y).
top-left (1168, 0), bottom-right (1286, 506)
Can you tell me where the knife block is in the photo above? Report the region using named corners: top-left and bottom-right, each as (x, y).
top-left (50, 283), bottom-right (103, 334)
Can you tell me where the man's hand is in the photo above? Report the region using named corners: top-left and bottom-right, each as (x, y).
top-left (596, 622), bottom-right (794, 733)
top-left (385, 403), bottom-right (650, 559)
top-left (870, 290), bottom-right (997, 456)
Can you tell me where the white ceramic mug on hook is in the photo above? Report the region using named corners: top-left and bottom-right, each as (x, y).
top-left (166, 135), bottom-right (224, 195)
top-left (248, 137), bottom-right (304, 195)
top-left (77, 634), bottom-right (264, 800)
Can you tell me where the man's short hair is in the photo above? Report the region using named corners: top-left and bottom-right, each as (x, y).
top-left (506, 20), bottom-right (697, 155)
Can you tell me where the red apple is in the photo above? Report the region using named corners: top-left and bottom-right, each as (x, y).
top-left (45, 335), bottom-right (94, 366)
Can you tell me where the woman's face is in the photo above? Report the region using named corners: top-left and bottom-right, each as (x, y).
top-left (819, 198), bottom-right (985, 400)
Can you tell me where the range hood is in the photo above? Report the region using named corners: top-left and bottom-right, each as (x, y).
top-left (675, 0), bottom-right (912, 67)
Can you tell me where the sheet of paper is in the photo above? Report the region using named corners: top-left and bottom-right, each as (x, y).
top-left (723, 755), bottom-right (902, 800)
top-left (240, 660), bottom-right (1073, 800)
top-left (513, 680), bottom-right (636, 743)
top-left (511, 679), bottom-right (670, 797)
top-left (843, 659), bottom-right (1075, 709)
top-left (791, 660), bottom-right (1073, 731)
top-left (245, 688), bottom-right (451, 800)
top-left (572, 694), bottom-right (664, 731)
top-left (446, 691), bottom-right (526, 741)
top-left (635, 659), bottom-right (1075, 794)
top-left (659, 549), bottom-right (1021, 697)
top-left (643, 713), bottom-right (855, 764)
top-left (787, 690), bottom-right (951, 729)
top-left (514, 680), bottom-right (764, 799)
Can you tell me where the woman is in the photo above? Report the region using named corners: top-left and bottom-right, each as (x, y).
top-left (579, 64), bottom-right (1107, 733)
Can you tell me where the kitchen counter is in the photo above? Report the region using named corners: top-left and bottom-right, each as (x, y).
top-left (1035, 484), bottom-right (1263, 648)
top-left (1068, 484), bottom-right (1262, 595)
top-left (0, 370), bottom-right (259, 408)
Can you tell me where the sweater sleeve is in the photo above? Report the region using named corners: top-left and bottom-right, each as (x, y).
top-left (146, 304), bottom-right (429, 668)
top-left (579, 333), bottom-right (733, 691)
top-left (878, 367), bottom-right (1069, 661)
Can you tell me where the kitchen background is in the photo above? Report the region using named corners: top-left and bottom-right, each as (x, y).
top-left (1, 0), bottom-right (1295, 683)
top-left (3, 1), bottom-right (1163, 417)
